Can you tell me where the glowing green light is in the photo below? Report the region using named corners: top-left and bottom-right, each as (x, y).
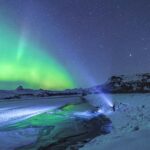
top-left (6, 104), bottom-right (76, 128)
top-left (0, 23), bottom-right (75, 89)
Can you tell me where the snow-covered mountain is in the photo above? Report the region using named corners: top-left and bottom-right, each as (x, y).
top-left (88, 73), bottom-right (150, 93)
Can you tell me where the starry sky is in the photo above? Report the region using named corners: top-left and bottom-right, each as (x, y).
top-left (0, 0), bottom-right (150, 89)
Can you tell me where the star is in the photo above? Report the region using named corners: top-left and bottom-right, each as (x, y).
top-left (129, 53), bottom-right (132, 57)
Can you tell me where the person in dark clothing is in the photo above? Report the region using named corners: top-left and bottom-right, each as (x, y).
top-left (112, 103), bottom-right (116, 112)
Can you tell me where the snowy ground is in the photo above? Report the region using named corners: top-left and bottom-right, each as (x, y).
top-left (80, 94), bottom-right (150, 150)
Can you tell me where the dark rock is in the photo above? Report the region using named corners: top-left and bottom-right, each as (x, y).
top-left (133, 126), bottom-right (139, 131)
top-left (38, 114), bottom-right (112, 150)
top-left (16, 85), bottom-right (24, 91)
top-left (18, 114), bottom-right (111, 150)
top-left (86, 73), bottom-right (150, 94)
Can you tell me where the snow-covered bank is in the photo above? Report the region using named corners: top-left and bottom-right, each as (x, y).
top-left (0, 95), bottom-right (111, 150)
top-left (80, 94), bottom-right (150, 150)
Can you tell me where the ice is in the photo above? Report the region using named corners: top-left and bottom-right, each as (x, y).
top-left (80, 94), bottom-right (150, 150)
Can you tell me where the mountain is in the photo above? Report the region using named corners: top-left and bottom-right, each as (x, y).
top-left (0, 73), bottom-right (149, 100)
top-left (87, 73), bottom-right (150, 93)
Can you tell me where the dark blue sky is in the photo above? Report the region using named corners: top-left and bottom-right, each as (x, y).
top-left (0, 0), bottom-right (150, 87)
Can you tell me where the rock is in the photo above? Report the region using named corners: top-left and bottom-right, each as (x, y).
top-left (38, 114), bottom-right (111, 150)
top-left (133, 126), bottom-right (140, 131)
top-left (86, 73), bottom-right (150, 94)
top-left (16, 85), bottom-right (24, 91)
top-left (15, 104), bottom-right (111, 150)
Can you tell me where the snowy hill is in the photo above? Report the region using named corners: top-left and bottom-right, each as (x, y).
top-left (80, 93), bottom-right (150, 150)
top-left (88, 73), bottom-right (150, 93)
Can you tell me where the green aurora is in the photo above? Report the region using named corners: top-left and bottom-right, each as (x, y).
top-left (0, 23), bottom-right (75, 89)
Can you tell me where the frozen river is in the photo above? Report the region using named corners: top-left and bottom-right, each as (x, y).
top-left (0, 95), bottom-right (82, 127)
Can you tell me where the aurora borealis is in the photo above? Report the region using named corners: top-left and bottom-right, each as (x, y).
top-left (0, 22), bottom-right (75, 90)
top-left (1, 0), bottom-right (150, 89)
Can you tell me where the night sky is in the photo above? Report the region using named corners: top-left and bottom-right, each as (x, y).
top-left (0, 0), bottom-right (150, 89)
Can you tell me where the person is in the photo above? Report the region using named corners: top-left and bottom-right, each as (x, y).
top-left (112, 103), bottom-right (116, 112)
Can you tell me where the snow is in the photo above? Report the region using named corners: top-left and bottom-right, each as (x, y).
top-left (1, 91), bottom-right (150, 150)
top-left (0, 128), bottom-right (39, 150)
top-left (107, 73), bottom-right (150, 83)
top-left (81, 129), bottom-right (150, 150)
top-left (80, 94), bottom-right (150, 150)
